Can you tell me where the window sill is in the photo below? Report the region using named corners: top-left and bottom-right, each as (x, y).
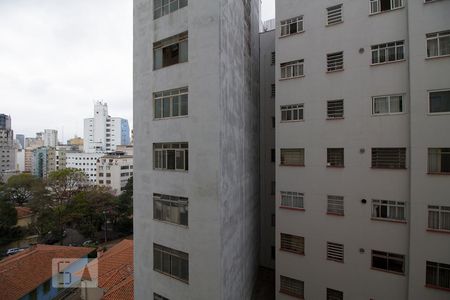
top-left (153, 169), bottom-right (189, 173)
top-left (280, 119), bottom-right (305, 123)
top-left (427, 172), bottom-right (450, 176)
top-left (279, 290), bottom-right (304, 299)
top-left (280, 248), bottom-right (305, 256)
top-left (371, 267), bottom-right (405, 276)
top-left (326, 165), bottom-right (345, 168)
top-left (153, 60), bottom-right (189, 71)
top-left (371, 167), bottom-right (407, 170)
top-left (372, 112), bottom-right (406, 117)
top-left (425, 284), bottom-right (450, 292)
top-left (371, 217), bottom-right (407, 224)
top-left (153, 269), bottom-right (189, 284)
top-left (153, 218), bottom-right (188, 229)
top-left (327, 258), bottom-right (344, 263)
top-left (370, 59), bottom-right (406, 67)
top-left (425, 54), bottom-right (450, 61)
top-left (326, 21), bottom-right (343, 27)
top-left (280, 206), bottom-right (305, 212)
top-left (427, 229), bottom-right (450, 234)
top-left (154, 115), bottom-right (189, 121)
top-left (326, 69), bottom-right (344, 73)
top-left (326, 117), bottom-right (344, 120)
top-left (368, 6), bottom-right (404, 16)
top-left (279, 75), bottom-right (305, 81)
top-left (279, 30), bottom-right (305, 39)
top-left (428, 111), bottom-right (450, 116)
top-left (280, 164), bottom-right (305, 167)
top-left (327, 212), bottom-right (344, 217)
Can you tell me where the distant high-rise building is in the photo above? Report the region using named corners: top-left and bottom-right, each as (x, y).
top-left (16, 134), bottom-right (25, 149)
top-left (96, 152), bottom-right (133, 195)
top-left (0, 114), bottom-right (15, 177)
top-left (43, 129), bottom-right (58, 147)
top-left (31, 146), bottom-right (63, 178)
top-left (83, 101), bottom-right (130, 153)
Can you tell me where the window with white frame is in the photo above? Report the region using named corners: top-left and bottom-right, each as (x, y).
top-left (428, 148), bottom-right (450, 173)
top-left (280, 16), bottom-right (304, 37)
top-left (153, 0), bottom-right (188, 19)
top-left (154, 87), bottom-right (188, 119)
top-left (327, 288), bottom-right (344, 300)
top-left (327, 100), bottom-right (344, 119)
top-left (153, 193), bottom-right (188, 226)
top-left (371, 148), bottom-right (406, 169)
top-left (327, 242), bottom-right (344, 263)
top-left (426, 261), bottom-right (450, 289)
top-left (327, 51), bottom-right (344, 72)
top-left (427, 30), bottom-right (450, 58)
top-left (281, 104), bottom-right (304, 121)
top-left (280, 60), bottom-right (304, 79)
top-left (428, 205), bottom-right (450, 231)
top-left (280, 148), bottom-right (305, 166)
top-left (370, 0), bottom-right (403, 14)
top-left (280, 191), bottom-right (304, 209)
top-left (429, 90), bottom-right (450, 113)
top-left (327, 4), bottom-right (343, 25)
top-left (372, 95), bottom-right (404, 115)
top-left (327, 148), bottom-right (344, 167)
top-left (280, 233), bottom-right (304, 255)
top-left (153, 243), bottom-right (189, 282)
top-left (372, 199), bottom-right (406, 221)
top-left (153, 143), bottom-right (188, 171)
top-left (327, 195), bottom-right (344, 215)
top-left (371, 40), bottom-right (405, 64)
top-left (371, 250), bottom-right (405, 274)
top-left (153, 32), bottom-right (188, 70)
top-left (280, 275), bottom-right (304, 299)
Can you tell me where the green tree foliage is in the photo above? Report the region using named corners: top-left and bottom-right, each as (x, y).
top-left (0, 195), bottom-right (23, 245)
top-left (2, 174), bottom-right (46, 206)
top-left (114, 177), bottom-right (133, 234)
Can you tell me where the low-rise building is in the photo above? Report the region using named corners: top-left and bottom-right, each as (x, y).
top-left (96, 152), bottom-right (133, 195)
top-left (66, 152), bottom-right (103, 184)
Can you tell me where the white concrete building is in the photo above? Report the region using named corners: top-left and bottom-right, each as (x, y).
top-left (0, 114), bottom-right (16, 177)
top-left (96, 152), bottom-right (133, 195)
top-left (134, 0), bottom-right (260, 299)
top-left (66, 152), bottom-right (103, 183)
top-left (43, 129), bottom-right (58, 147)
top-left (83, 101), bottom-right (130, 153)
top-left (275, 1), bottom-right (450, 299)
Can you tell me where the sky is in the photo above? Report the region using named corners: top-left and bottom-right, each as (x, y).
top-left (0, 0), bottom-right (275, 143)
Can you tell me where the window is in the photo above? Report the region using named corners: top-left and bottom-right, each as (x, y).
top-left (153, 0), bottom-right (188, 19)
top-left (371, 41), bottom-right (405, 64)
top-left (372, 199), bottom-right (406, 221)
top-left (153, 32), bottom-right (188, 70)
top-left (153, 193), bottom-right (188, 226)
top-left (280, 233), bottom-right (304, 255)
top-left (272, 117), bottom-right (275, 128)
top-left (281, 104), bottom-right (304, 121)
top-left (153, 244), bottom-right (189, 282)
top-left (271, 149), bottom-right (276, 162)
top-left (271, 52), bottom-right (276, 65)
top-left (327, 4), bottom-right (343, 25)
top-left (429, 90), bottom-right (450, 113)
top-left (154, 87), bottom-right (188, 119)
top-left (153, 143), bottom-right (189, 171)
top-left (370, 0), bottom-right (403, 14)
top-left (280, 275), bottom-right (304, 299)
top-left (281, 191), bottom-right (304, 209)
top-left (327, 148), bottom-right (344, 167)
top-left (327, 100), bottom-right (344, 119)
top-left (154, 293), bottom-right (170, 300)
top-left (327, 52), bottom-right (344, 72)
top-left (280, 148), bottom-right (305, 166)
top-left (428, 148), bottom-right (450, 173)
top-left (327, 195), bottom-right (344, 216)
top-left (327, 288), bottom-right (344, 300)
top-left (271, 84), bottom-right (276, 97)
top-left (428, 205), bottom-right (450, 231)
top-left (280, 60), bottom-right (304, 79)
top-left (372, 95), bottom-right (404, 115)
top-left (371, 250), bottom-right (405, 274)
top-left (426, 261), bottom-right (450, 289)
top-left (327, 242), bottom-right (344, 263)
top-left (280, 16), bottom-right (303, 37)
top-left (427, 30), bottom-right (450, 58)
top-left (371, 148), bottom-right (406, 169)
top-left (271, 181), bottom-right (276, 195)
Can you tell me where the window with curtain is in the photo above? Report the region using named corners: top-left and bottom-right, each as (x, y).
top-left (428, 148), bottom-right (450, 173)
top-left (427, 30), bottom-right (450, 58)
top-left (372, 95), bottom-right (404, 115)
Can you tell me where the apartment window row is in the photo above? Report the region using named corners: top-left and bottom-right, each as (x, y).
top-left (153, 243), bottom-right (189, 283)
top-left (153, 0), bottom-right (187, 20)
top-left (153, 31), bottom-right (188, 70)
top-left (370, 0), bottom-right (403, 14)
top-left (153, 193), bottom-right (188, 226)
top-left (281, 104), bottom-right (304, 121)
top-left (153, 142), bottom-right (188, 171)
top-left (280, 191), bottom-right (304, 209)
top-left (280, 16), bottom-right (303, 37)
top-left (371, 40), bottom-right (404, 64)
top-left (427, 30), bottom-right (450, 58)
top-left (428, 205), bottom-right (450, 231)
top-left (426, 261), bottom-right (450, 290)
top-left (280, 60), bottom-right (304, 79)
top-left (154, 87), bottom-right (188, 119)
top-left (372, 199), bottom-right (405, 221)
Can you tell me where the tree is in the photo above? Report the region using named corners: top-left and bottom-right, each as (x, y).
top-left (3, 174), bottom-right (45, 206)
top-left (114, 177), bottom-right (133, 234)
top-left (0, 195), bottom-right (23, 245)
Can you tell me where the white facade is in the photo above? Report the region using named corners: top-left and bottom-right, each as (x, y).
top-left (84, 101), bottom-right (130, 153)
top-left (15, 148), bottom-right (25, 172)
top-left (275, 1), bottom-right (450, 300)
top-left (66, 152), bottom-right (103, 183)
top-left (134, 0), bottom-right (260, 299)
top-left (43, 129), bottom-right (58, 147)
top-left (96, 153), bottom-right (133, 195)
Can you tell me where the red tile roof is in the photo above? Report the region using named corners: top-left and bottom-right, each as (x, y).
top-left (15, 206), bottom-right (33, 219)
top-left (0, 244), bottom-right (94, 300)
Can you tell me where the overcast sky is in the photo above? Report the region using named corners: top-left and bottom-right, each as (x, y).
top-left (0, 0), bottom-right (275, 142)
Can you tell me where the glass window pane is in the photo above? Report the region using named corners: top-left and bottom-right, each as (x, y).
top-left (175, 150), bottom-right (184, 170)
top-left (172, 95), bottom-right (180, 117)
top-left (179, 0), bottom-right (188, 8)
top-left (163, 98), bottom-right (171, 117)
top-left (440, 36), bottom-right (450, 56)
top-left (167, 150), bottom-right (175, 169)
top-left (179, 40), bottom-right (188, 63)
top-left (154, 48), bottom-right (163, 69)
top-left (162, 252), bottom-right (170, 273)
top-left (390, 96), bottom-right (402, 113)
top-left (427, 39), bottom-right (439, 57)
top-left (180, 94), bottom-right (188, 115)
top-left (430, 91), bottom-right (450, 113)
top-left (170, 0), bottom-right (178, 12)
top-left (374, 97), bottom-right (389, 114)
top-left (155, 99), bottom-right (162, 118)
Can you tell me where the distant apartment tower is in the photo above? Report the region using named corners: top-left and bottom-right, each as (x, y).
top-left (0, 114), bottom-right (16, 176)
top-left (16, 134), bottom-right (25, 149)
top-left (66, 152), bottom-right (103, 183)
top-left (83, 101), bottom-right (130, 153)
top-left (275, 1), bottom-right (450, 300)
top-left (134, 0), bottom-right (260, 299)
top-left (43, 129), bottom-right (58, 147)
top-left (96, 152), bottom-right (133, 195)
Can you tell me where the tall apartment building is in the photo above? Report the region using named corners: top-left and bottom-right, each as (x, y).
top-left (16, 134), bottom-right (25, 149)
top-left (0, 114), bottom-right (16, 177)
top-left (83, 101), bottom-right (130, 153)
top-left (275, 1), bottom-right (450, 299)
top-left (96, 152), bottom-right (133, 195)
top-left (134, 0), bottom-right (260, 299)
top-left (66, 152), bottom-right (103, 183)
top-left (43, 129), bottom-right (58, 147)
